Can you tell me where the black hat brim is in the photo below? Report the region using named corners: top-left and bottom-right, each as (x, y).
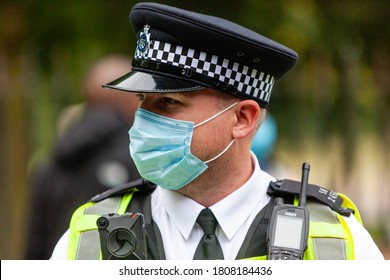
top-left (102, 71), bottom-right (204, 93)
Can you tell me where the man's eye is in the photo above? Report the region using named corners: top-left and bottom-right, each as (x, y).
top-left (162, 97), bottom-right (178, 104)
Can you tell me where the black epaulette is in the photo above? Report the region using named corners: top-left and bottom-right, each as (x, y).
top-left (90, 178), bottom-right (156, 202)
top-left (267, 179), bottom-right (354, 217)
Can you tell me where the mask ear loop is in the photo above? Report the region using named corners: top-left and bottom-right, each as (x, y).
top-left (204, 139), bottom-right (235, 164)
top-left (194, 101), bottom-right (239, 128)
top-left (194, 101), bottom-right (239, 164)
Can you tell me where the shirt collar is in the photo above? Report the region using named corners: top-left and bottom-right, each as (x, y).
top-left (159, 152), bottom-right (274, 240)
top-left (210, 153), bottom-right (273, 239)
top-left (160, 187), bottom-right (203, 240)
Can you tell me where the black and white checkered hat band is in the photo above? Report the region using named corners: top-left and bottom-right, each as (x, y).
top-left (135, 40), bottom-right (275, 103)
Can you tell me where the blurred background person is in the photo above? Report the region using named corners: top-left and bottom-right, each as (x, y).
top-left (251, 113), bottom-right (295, 180)
top-left (251, 113), bottom-right (278, 172)
top-left (24, 55), bottom-right (140, 260)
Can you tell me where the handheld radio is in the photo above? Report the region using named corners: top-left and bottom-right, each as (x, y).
top-left (267, 162), bottom-right (311, 260)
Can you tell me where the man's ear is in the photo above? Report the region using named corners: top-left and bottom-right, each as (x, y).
top-left (232, 100), bottom-right (261, 139)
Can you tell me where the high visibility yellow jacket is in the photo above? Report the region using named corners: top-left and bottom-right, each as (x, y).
top-left (67, 179), bottom-right (361, 260)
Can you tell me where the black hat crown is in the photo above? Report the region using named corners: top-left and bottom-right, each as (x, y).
top-left (104, 2), bottom-right (298, 108)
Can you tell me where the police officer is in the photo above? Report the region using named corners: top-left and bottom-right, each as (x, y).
top-left (51, 2), bottom-right (384, 260)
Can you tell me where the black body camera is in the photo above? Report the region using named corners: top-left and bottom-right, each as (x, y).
top-left (97, 212), bottom-right (147, 260)
top-left (267, 163), bottom-right (311, 260)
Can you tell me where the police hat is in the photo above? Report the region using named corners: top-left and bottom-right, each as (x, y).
top-left (104, 2), bottom-right (298, 108)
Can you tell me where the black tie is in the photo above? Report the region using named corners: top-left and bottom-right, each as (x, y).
top-left (193, 208), bottom-right (224, 260)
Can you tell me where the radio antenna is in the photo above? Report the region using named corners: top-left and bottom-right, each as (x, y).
top-left (298, 162), bottom-right (310, 207)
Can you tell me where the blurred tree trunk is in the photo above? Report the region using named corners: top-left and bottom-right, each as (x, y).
top-left (0, 3), bottom-right (30, 259)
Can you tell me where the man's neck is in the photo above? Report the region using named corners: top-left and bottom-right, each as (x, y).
top-left (177, 152), bottom-right (254, 207)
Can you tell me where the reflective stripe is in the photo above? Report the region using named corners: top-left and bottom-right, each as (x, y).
top-left (68, 202), bottom-right (95, 260)
top-left (68, 192), bottom-right (135, 260)
top-left (305, 200), bottom-right (354, 260)
top-left (313, 238), bottom-right (346, 260)
top-left (85, 196), bottom-right (123, 215)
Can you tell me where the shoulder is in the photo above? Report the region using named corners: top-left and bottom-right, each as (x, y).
top-left (268, 179), bottom-right (384, 259)
top-left (267, 179), bottom-right (356, 217)
top-left (90, 178), bottom-right (156, 203)
top-left (342, 214), bottom-right (385, 259)
top-left (50, 229), bottom-right (70, 260)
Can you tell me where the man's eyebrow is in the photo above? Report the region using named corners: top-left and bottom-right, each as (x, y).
top-left (156, 92), bottom-right (190, 98)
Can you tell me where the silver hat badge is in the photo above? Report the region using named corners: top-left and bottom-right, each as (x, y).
top-left (135, 24), bottom-right (151, 58)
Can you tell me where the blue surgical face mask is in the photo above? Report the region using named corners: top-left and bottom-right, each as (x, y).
top-left (129, 101), bottom-right (238, 190)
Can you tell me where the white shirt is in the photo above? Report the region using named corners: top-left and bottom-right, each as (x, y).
top-left (51, 154), bottom-right (384, 260)
top-left (152, 155), bottom-right (273, 259)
